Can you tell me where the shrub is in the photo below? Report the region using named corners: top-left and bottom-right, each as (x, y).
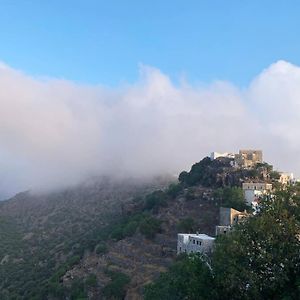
top-left (85, 274), bottom-right (97, 287)
top-left (95, 243), bottom-right (108, 255)
top-left (139, 217), bottom-right (162, 239)
top-left (144, 191), bottom-right (167, 211)
top-left (102, 272), bottom-right (130, 299)
top-left (123, 221), bottom-right (138, 237)
top-left (166, 183), bottom-right (182, 198)
top-left (177, 217), bottom-right (196, 233)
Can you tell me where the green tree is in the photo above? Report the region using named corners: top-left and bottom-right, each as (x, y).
top-left (144, 190), bottom-right (168, 211)
top-left (177, 217), bottom-right (196, 233)
top-left (214, 186), bottom-right (247, 211)
top-left (144, 254), bottom-right (216, 300)
top-left (166, 183), bottom-right (182, 198)
top-left (139, 217), bottom-right (162, 239)
top-left (213, 188), bottom-right (300, 300)
top-left (102, 271), bottom-right (130, 299)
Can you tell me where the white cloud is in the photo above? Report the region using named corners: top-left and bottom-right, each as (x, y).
top-left (0, 60), bottom-right (298, 197)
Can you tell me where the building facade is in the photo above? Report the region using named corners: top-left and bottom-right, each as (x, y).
top-left (216, 207), bottom-right (248, 235)
top-left (278, 172), bottom-right (294, 185)
top-left (242, 182), bottom-right (272, 206)
top-left (235, 150), bottom-right (263, 168)
top-left (177, 233), bottom-right (215, 255)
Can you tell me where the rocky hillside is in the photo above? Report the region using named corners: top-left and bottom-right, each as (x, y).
top-left (62, 185), bottom-right (218, 299)
top-left (0, 156), bottom-right (274, 299)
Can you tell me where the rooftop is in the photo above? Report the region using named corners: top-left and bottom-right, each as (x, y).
top-left (178, 233), bottom-right (215, 240)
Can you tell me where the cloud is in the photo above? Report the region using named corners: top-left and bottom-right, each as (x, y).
top-left (0, 60), bottom-right (298, 197)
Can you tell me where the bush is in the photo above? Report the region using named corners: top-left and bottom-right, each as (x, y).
top-left (95, 243), bottom-right (108, 255)
top-left (85, 274), bottom-right (97, 287)
top-left (139, 217), bottom-right (162, 239)
top-left (166, 183), bottom-right (182, 198)
top-left (110, 226), bottom-right (124, 240)
top-left (102, 271), bottom-right (130, 299)
top-left (214, 187), bottom-right (248, 211)
top-left (123, 221), bottom-right (138, 237)
top-left (177, 217), bottom-right (196, 233)
top-left (144, 191), bottom-right (168, 211)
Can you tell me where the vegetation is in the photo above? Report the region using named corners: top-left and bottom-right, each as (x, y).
top-left (166, 183), bottom-right (183, 198)
top-left (144, 190), bottom-right (168, 212)
top-left (139, 216), bottom-right (162, 239)
top-left (179, 157), bottom-right (213, 186)
top-left (144, 254), bottom-right (215, 300)
top-left (145, 186), bottom-right (300, 299)
top-left (102, 271), bottom-right (130, 299)
top-left (214, 186), bottom-right (248, 211)
top-left (177, 217), bottom-right (196, 233)
top-left (0, 156), bottom-right (292, 299)
top-left (95, 242), bottom-right (108, 255)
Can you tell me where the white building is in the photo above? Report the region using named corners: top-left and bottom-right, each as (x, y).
top-left (215, 225), bottom-right (232, 235)
top-left (177, 233), bottom-right (215, 255)
top-left (278, 172), bottom-right (294, 185)
top-left (242, 182), bottom-right (272, 206)
top-left (210, 152), bottom-right (235, 160)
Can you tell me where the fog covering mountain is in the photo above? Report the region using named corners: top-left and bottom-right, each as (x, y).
top-left (0, 175), bottom-right (174, 299)
top-left (0, 60), bottom-right (300, 197)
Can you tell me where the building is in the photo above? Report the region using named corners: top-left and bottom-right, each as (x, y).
top-left (210, 152), bottom-right (235, 160)
top-left (235, 150), bottom-right (263, 168)
top-left (216, 207), bottom-right (248, 235)
top-left (215, 225), bottom-right (232, 235)
top-left (177, 233), bottom-right (215, 255)
top-left (278, 172), bottom-right (294, 185)
top-left (242, 182), bottom-right (272, 206)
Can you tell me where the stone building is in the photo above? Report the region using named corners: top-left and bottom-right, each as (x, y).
top-left (242, 182), bottom-right (272, 206)
top-left (235, 150), bottom-right (263, 168)
top-left (216, 207), bottom-right (248, 235)
top-left (177, 233), bottom-right (215, 255)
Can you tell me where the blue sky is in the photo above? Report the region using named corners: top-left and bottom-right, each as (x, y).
top-left (0, 0), bottom-right (299, 86)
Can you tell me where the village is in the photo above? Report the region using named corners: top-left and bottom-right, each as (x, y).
top-left (177, 149), bottom-right (296, 255)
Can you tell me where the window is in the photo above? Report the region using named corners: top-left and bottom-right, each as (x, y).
top-left (193, 239), bottom-right (195, 244)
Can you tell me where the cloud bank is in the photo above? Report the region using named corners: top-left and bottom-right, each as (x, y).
top-left (0, 60), bottom-right (299, 197)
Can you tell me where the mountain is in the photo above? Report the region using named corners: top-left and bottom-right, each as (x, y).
top-left (0, 157), bottom-right (281, 299)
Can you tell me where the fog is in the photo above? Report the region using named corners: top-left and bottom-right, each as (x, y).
top-left (0, 60), bottom-right (299, 198)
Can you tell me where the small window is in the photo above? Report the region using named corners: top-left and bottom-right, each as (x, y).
top-left (193, 239), bottom-right (195, 244)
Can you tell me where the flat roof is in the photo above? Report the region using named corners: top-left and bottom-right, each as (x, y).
top-left (178, 233), bottom-right (215, 240)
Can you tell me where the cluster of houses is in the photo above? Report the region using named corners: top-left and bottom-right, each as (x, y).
top-left (177, 149), bottom-right (296, 255)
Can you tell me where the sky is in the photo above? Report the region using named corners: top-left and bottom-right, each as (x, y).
top-left (0, 1), bottom-right (300, 198)
top-left (0, 1), bottom-right (300, 86)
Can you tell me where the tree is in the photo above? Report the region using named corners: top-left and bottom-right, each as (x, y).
top-left (139, 217), bottom-right (162, 239)
top-left (214, 186), bottom-right (248, 211)
top-left (177, 217), bottom-right (196, 233)
top-left (144, 254), bottom-right (215, 300)
top-left (145, 187), bottom-right (300, 300)
top-left (213, 188), bottom-right (300, 299)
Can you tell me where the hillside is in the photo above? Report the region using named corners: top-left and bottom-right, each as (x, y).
top-left (0, 156), bottom-right (279, 299)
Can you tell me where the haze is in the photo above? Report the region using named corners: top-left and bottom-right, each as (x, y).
top-left (0, 60), bottom-right (299, 198)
